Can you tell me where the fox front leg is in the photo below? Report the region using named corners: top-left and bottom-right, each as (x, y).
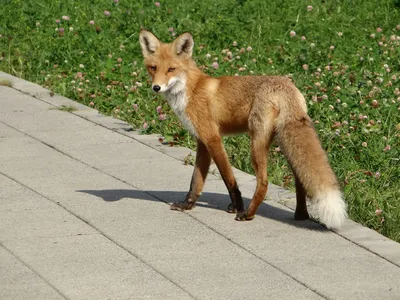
top-left (202, 135), bottom-right (244, 215)
top-left (171, 140), bottom-right (211, 211)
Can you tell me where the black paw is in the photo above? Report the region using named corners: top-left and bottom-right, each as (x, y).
top-left (227, 203), bottom-right (237, 213)
top-left (235, 210), bottom-right (255, 221)
top-left (170, 201), bottom-right (195, 211)
top-left (294, 210), bottom-right (309, 221)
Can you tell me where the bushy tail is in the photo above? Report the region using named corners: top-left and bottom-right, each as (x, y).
top-left (275, 113), bottom-right (347, 229)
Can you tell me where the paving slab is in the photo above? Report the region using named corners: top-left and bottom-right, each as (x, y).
top-left (4, 234), bottom-right (193, 300)
top-left (0, 246), bottom-right (65, 300)
top-left (1, 72), bottom-right (400, 300)
top-left (0, 173), bottom-right (194, 300)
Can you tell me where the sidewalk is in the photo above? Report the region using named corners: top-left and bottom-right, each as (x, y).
top-left (1, 71), bottom-right (400, 300)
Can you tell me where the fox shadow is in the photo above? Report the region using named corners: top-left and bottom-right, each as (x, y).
top-left (77, 188), bottom-right (326, 231)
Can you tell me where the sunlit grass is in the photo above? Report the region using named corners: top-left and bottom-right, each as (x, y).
top-left (56, 105), bottom-right (77, 112)
top-left (0, 78), bottom-right (12, 87)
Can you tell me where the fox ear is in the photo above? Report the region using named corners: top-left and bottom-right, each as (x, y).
top-left (173, 32), bottom-right (194, 57)
top-left (139, 30), bottom-right (160, 57)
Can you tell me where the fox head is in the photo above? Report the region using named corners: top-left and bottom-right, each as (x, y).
top-left (139, 30), bottom-right (194, 94)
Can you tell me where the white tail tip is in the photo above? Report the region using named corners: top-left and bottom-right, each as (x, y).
top-left (312, 190), bottom-right (347, 230)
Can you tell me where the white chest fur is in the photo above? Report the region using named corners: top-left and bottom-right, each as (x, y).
top-left (164, 77), bottom-right (197, 137)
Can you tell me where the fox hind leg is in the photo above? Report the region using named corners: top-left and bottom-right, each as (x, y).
top-left (294, 174), bottom-right (309, 220)
top-left (236, 108), bottom-right (277, 221)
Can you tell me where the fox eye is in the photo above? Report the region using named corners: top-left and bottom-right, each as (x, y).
top-left (150, 65), bottom-right (157, 71)
top-left (168, 67), bottom-right (175, 72)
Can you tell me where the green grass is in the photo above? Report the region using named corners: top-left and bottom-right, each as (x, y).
top-left (55, 105), bottom-right (77, 112)
top-left (1, 0), bottom-right (399, 241)
top-left (0, 78), bottom-right (12, 87)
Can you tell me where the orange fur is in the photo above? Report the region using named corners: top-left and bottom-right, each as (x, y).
top-left (139, 30), bottom-right (347, 229)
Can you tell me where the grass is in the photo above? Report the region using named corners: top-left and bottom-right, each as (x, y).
top-left (56, 105), bottom-right (77, 112)
top-left (0, 78), bottom-right (12, 87)
top-left (0, 0), bottom-right (399, 241)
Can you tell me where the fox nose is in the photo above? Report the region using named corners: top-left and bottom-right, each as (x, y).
top-left (153, 85), bottom-right (161, 92)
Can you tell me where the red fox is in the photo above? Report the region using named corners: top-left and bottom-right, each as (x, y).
top-left (139, 30), bottom-right (347, 229)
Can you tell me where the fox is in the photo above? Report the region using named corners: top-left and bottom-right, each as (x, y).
top-left (139, 29), bottom-right (347, 229)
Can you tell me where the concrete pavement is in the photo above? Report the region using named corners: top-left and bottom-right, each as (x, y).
top-left (1, 71), bottom-right (400, 300)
